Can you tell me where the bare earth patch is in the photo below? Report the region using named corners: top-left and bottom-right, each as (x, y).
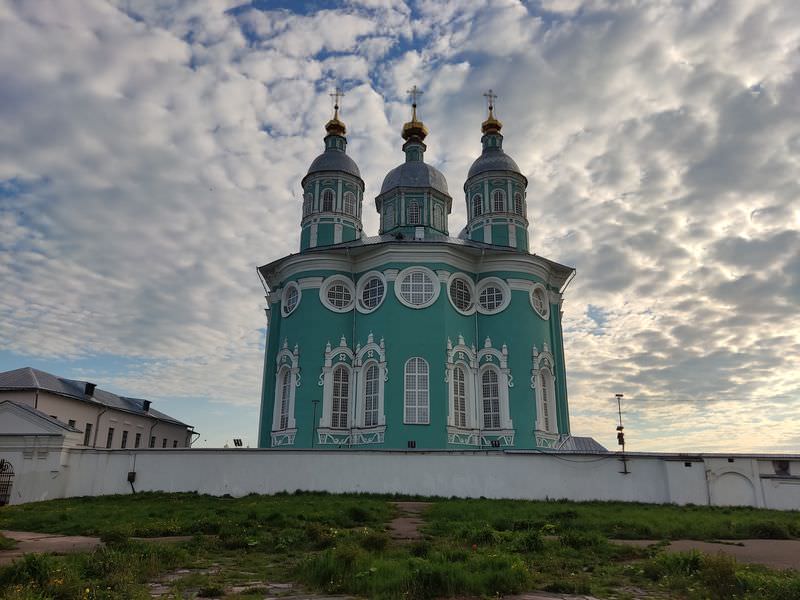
top-left (388, 501), bottom-right (431, 542)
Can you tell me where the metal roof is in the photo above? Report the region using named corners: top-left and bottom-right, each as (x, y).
top-left (380, 161), bottom-right (450, 196)
top-left (467, 147), bottom-right (524, 180)
top-left (305, 149), bottom-right (361, 180)
top-left (1, 400), bottom-right (83, 433)
top-left (0, 367), bottom-right (190, 428)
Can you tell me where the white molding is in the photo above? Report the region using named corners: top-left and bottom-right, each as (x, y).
top-left (446, 273), bottom-right (477, 316)
top-left (530, 283), bottom-right (550, 320)
top-left (271, 340), bottom-right (300, 443)
top-left (319, 275), bottom-right (356, 313)
top-left (384, 269), bottom-right (399, 282)
top-left (271, 429), bottom-right (297, 447)
top-left (507, 278), bottom-right (533, 292)
top-left (476, 277), bottom-right (511, 315)
top-left (355, 271), bottom-right (387, 314)
top-left (394, 266), bottom-right (441, 309)
top-left (298, 277), bottom-right (324, 290)
top-left (281, 282), bottom-right (301, 317)
top-left (532, 344), bottom-right (558, 434)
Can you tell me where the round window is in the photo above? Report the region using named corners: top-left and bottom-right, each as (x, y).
top-left (319, 276), bottom-right (355, 312)
top-left (479, 286), bottom-right (503, 310)
top-left (356, 272), bottom-right (387, 313)
top-left (448, 274), bottom-right (474, 314)
top-left (281, 282), bottom-right (301, 317)
top-left (476, 278), bottom-right (510, 314)
top-left (395, 267), bottom-right (440, 309)
top-left (530, 284), bottom-right (550, 319)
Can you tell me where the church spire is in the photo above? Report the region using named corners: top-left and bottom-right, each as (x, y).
top-left (325, 87), bottom-right (347, 137)
top-left (401, 85), bottom-right (428, 162)
top-left (481, 89), bottom-right (502, 135)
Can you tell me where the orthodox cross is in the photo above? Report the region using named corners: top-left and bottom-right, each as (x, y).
top-left (407, 85), bottom-right (423, 120)
top-left (484, 89), bottom-right (497, 115)
top-left (330, 87), bottom-right (344, 117)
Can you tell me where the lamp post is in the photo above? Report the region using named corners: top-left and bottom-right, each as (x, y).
top-left (616, 393), bottom-right (629, 475)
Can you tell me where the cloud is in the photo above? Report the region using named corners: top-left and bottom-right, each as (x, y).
top-left (0, 0), bottom-right (798, 449)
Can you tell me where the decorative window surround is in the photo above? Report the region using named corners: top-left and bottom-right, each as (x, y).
top-left (355, 271), bottom-right (387, 314)
top-left (530, 283), bottom-right (550, 320)
top-left (445, 335), bottom-right (514, 446)
top-left (281, 282), bottom-right (301, 317)
top-left (319, 275), bottom-right (355, 313)
top-left (447, 273), bottom-right (476, 315)
top-left (531, 344), bottom-right (559, 436)
top-left (317, 334), bottom-right (387, 446)
top-left (395, 266), bottom-right (440, 309)
top-left (271, 339), bottom-right (299, 447)
top-left (476, 277), bottom-right (511, 314)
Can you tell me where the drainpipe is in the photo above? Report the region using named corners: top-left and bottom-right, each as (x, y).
top-left (148, 418), bottom-right (159, 448)
top-left (93, 408), bottom-right (107, 448)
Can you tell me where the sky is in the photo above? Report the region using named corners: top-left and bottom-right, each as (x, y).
top-left (1, 0), bottom-right (799, 452)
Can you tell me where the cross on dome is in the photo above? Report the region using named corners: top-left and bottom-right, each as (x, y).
top-left (330, 87), bottom-right (345, 118)
top-left (325, 85), bottom-right (347, 136)
top-left (402, 84), bottom-right (428, 142)
top-left (484, 89), bottom-right (497, 115)
top-left (481, 88), bottom-right (502, 134)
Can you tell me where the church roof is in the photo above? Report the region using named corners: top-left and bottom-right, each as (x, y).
top-left (0, 367), bottom-right (190, 427)
top-left (380, 161), bottom-right (449, 196)
top-left (467, 147), bottom-right (524, 180)
top-left (305, 149), bottom-right (361, 180)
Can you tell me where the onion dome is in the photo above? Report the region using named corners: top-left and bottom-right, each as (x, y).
top-left (303, 97), bottom-right (361, 181)
top-left (466, 98), bottom-right (525, 181)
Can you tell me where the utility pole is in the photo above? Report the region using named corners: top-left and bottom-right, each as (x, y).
top-left (616, 393), bottom-right (629, 474)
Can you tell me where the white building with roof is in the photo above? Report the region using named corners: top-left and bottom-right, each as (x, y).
top-left (0, 367), bottom-right (196, 449)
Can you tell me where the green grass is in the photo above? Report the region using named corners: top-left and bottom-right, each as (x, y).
top-left (0, 533), bottom-right (17, 551)
top-left (1, 493), bottom-right (799, 599)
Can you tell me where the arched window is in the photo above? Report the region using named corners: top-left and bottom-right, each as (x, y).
top-left (514, 192), bottom-right (524, 215)
top-left (343, 191), bottom-right (355, 215)
top-left (322, 189), bottom-right (334, 212)
top-left (453, 366), bottom-right (467, 428)
top-left (404, 357), bottom-right (429, 424)
top-left (384, 203), bottom-right (395, 229)
top-left (482, 369), bottom-right (500, 429)
top-left (407, 202), bottom-right (421, 225)
top-left (303, 193), bottom-right (313, 216)
top-left (278, 368), bottom-right (291, 430)
top-left (472, 194), bottom-right (482, 217)
top-left (331, 366), bottom-right (349, 428)
top-left (538, 369), bottom-right (556, 433)
top-left (433, 204), bottom-right (443, 229)
top-left (493, 190), bottom-right (505, 212)
top-left (363, 363), bottom-right (379, 427)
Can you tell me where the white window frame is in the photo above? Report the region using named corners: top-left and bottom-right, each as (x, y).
top-left (395, 266), bottom-right (441, 309)
top-left (322, 189), bottom-right (334, 212)
top-left (531, 345), bottom-right (558, 435)
top-left (384, 202), bottom-right (395, 229)
top-left (530, 283), bottom-right (550, 320)
top-left (480, 367), bottom-right (502, 430)
top-left (271, 340), bottom-right (299, 446)
top-left (343, 191), bottom-right (356, 215)
top-left (472, 194), bottom-right (483, 217)
top-left (514, 192), bottom-right (524, 216)
top-left (303, 193), bottom-right (313, 216)
top-left (476, 277), bottom-right (511, 314)
top-left (407, 201), bottom-right (421, 225)
top-left (281, 282), bottom-right (301, 317)
top-left (362, 362), bottom-right (380, 427)
top-left (320, 275), bottom-right (355, 313)
top-left (330, 365), bottom-right (350, 429)
top-left (355, 271), bottom-right (387, 314)
top-left (352, 333), bottom-right (388, 443)
top-left (404, 357), bottom-right (430, 424)
top-left (446, 272), bottom-right (476, 316)
top-left (433, 203), bottom-right (443, 229)
top-left (492, 189), bottom-right (505, 212)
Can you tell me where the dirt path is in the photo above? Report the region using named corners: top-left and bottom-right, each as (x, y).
top-left (387, 501), bottom-right (431, 542)
top-left (615, 538), bottom-right (800, 571)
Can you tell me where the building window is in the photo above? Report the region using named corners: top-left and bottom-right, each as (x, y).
top-left (493, 190), bottom-right (505, 212)
top-left (530, 284), bottom-right (550, 319)
top-left (303, 193), bottom-right (313, 216)
top-left (135, 433), bottom-right (141, 448)
top-left (448, 274), bottom-right (475, 314)
top-left (173, 440), bottom-right (178, 448)
top-left (514, 192), bottom-right (524, 215)
top-left (356, 272), bottom-right (386, 313)
top-left (472, 194), bottom-right (482, 217)
top-left (482, 369), bottom-right (501, 429)
top-left (322, 189), bottom-right (334, 211)
top-left (320, 275), bottom-right (355, 312)
top-left (121, 430), bottom-right (128, 449)
top-left (276, 368), bottom-right (290, 429)
top-left (106, 427), bottom-right (114, 448)
top-left (162, 438), bottom-right (167, 448)
top-left (67, 419), bottom-right (76, 428)
top-left (384, 203), bottom-right (395, 229)
top-left (404, 357), bottom-right (429, 424)
top-left (83, 423), bottom-right (93, 446)
top-left (477, 278), bottom-right (510, 314)
top-left (282, 282), bottom-right (301, 317)
top-left (538, 369), bottom-right (557, 433)
top-left (148, 436), bottom-right (154, 448)
top-left (407, 201), bottom-right (421, 225)
top-left (364, 363), bottom-right (380, 427)
top-left (343, 191), bottom-right (355, 215)
top-left (433, 204), bottom-right (443, 229)
top-left (331, 366), bottom-right (350, 429)
top-left (453, 366), bottom-right (468, 428)
top-left (396, 267), bottom-right (439, 309)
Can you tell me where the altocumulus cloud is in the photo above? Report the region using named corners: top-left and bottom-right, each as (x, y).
top-left (0, 0), bottom-right (798, 451)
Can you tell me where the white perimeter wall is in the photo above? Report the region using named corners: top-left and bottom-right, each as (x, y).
top-left (3, 446), bottom-right (799, 510)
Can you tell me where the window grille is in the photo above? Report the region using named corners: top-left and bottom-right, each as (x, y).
top-left (449, 278), bottom-right (472, 312)
top-left (384, 204), bottom-right (394, 228)
top-left (399, 270), bottom-right (435, 306)
top-left (322, 189), bottom-right (334, 211)
top-left (326, 283), bottom-right (352, 308)
top-left (404, 358), bottom-right (429, 423)
top-left (331, 366), bottom-right (349, 428)
top-left (540, 371), bottom-right (551, 432)
top-left (343, 191), bottom-right (355, 215)
top-left (531, 286), bottom-right (547, 317)
top-left (493, 190), bottom-right (505, 212)
top-left (284, 285), bottom-right (299, 315)
top-left (360, 277), bottom-right (385, 310)
top-left (453, 366), bottom-right (467, 428)
top-left (303, 193), bottom-right (313, 216)
top-left (279, 369), bottom-right (291, 430)
top-left (364, 364), bottom-right (379, 427)
top-left (433, 204), bottom-right (443, 229)
top-left (472, 195), bottom-right (482, 217)
top-left (407, 202), bottom-right (421, 225)
top-left (479, 285), bottom-right (504, 311)
top-left (514, 192), bottom-right (523, 215)
top-left (482, 369), bottom-right (501, 429)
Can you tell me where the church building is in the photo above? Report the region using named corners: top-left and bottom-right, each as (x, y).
top-left (257, 90), bottom-right (590, 451)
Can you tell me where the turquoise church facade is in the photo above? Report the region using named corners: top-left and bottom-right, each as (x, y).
top-left (257, 95), bottom-right (577, 451)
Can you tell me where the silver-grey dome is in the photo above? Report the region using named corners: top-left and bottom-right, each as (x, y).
top-left (380, 161), bottom-right (449, 196)
top-left (467, 149), bottom-right (521, 179)
top-left (306, 150), bottom-right (361, 179)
